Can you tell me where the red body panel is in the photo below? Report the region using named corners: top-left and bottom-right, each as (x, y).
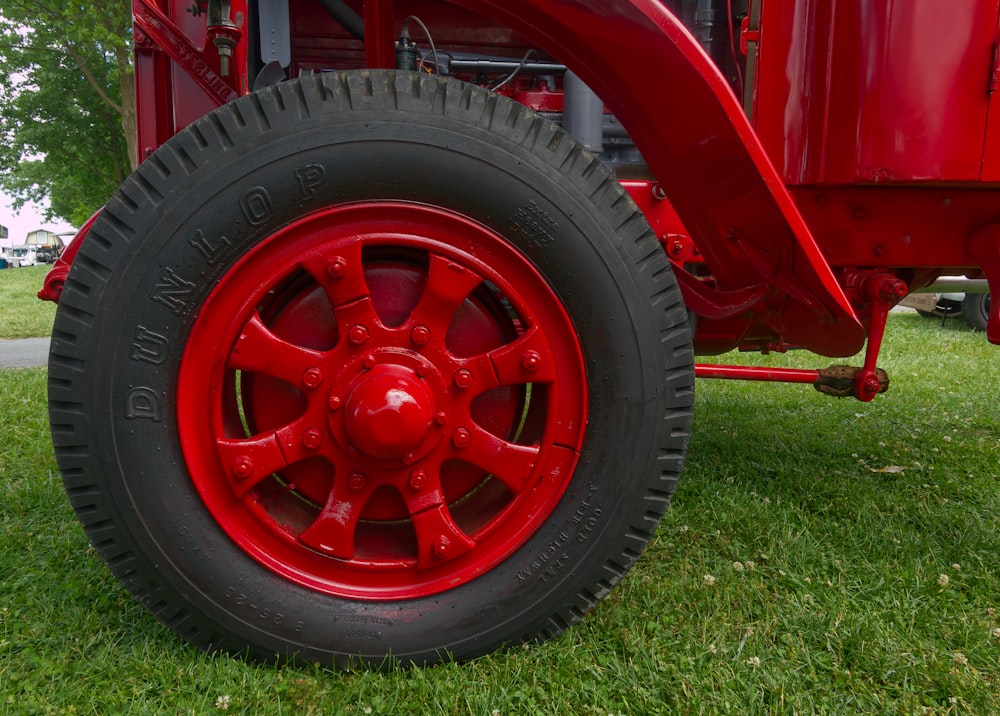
top-left (754, 0), bottom-right (1000, 184)
top-left (56, 0), bottom-right (1000, 363)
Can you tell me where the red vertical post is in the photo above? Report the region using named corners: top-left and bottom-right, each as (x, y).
top-left (364, 0), bottom-right (396, 69)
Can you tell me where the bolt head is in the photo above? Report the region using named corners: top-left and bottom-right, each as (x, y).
top-left (348, 325), bottom-right (369, 345)
top-left (521, 350), bottom-right (542, 372)
top-left (451, 427), bottom-right (471, 449)
top-left (411, 324), bottom-right (431, 346)
top-left (347, 472), bottom-right (367, 492)
top-left (233, 456), bottom-right (254, 479)
top-left (453, 369), bottom-right (473, 389)
top-left (328, 395), bottom-right (343, 411)
top-left (432, 536), bottom-right (450, 558)
top-left (326, 257), bottom-right (347, 278)
top-left (302, 428), bottom-right (323, 450)
top-left (303, 367), bottom-right (324, 390)
top-left (408, 470), bottom-right (427, 491)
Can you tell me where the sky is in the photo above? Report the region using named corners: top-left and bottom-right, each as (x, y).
top-left (0, 191), bottom-right (76, 248)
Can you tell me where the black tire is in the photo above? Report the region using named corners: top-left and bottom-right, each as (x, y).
top-left (48, 70), bottom-right (694, 666)
top-left (962, 293), bottom-right (990, 332)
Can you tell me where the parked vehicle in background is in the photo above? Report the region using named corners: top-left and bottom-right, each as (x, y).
top-left (6, 245), bottom-right (41, 268)
top-left (901, 279), bottom-right (991, 332)
top-left (3, 230), bottom-right (67, 267)
top-left (34, 246), bottom-right (61, 264)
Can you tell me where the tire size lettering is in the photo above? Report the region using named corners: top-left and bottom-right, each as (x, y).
top-left (510, 200), bottom-right (558, 249)
top-left (517, 484), bottom-right (601, 583)
top-left (172, 518), bottom-right (213, 563)
top-left (330, 614), bottom-right (394, 627)
top-left (344, 630), bottom-right (384, 641)
top-left (223, 586), bottom-right (301, 632)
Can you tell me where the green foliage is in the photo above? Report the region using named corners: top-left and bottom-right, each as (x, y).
top-left (0, 1), bottom-right (133, 225)
top-left (1, 312), bottom-right (998, 713)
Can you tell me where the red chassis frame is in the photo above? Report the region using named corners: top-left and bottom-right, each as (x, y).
top-left (42, 0), bottom-right (1000, 402)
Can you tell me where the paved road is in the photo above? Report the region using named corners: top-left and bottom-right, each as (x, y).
top-left (0, 337), bottom-right (50, 369)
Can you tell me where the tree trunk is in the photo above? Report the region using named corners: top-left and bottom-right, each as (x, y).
top-left (118, 45), bottom-right (138, 171)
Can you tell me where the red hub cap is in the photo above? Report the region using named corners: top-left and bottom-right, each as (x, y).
top-left (178, 202), bottom-right (586, 599)
top-left (341, 365), bottom-right (435, 461)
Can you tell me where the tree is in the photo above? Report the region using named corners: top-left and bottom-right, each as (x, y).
top-left (0, 2), bottom-right (134, 226)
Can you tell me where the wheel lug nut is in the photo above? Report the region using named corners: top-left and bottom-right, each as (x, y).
top-left (347, 471), bottom-right (367, 492)
top-left (451, 427), bottom-right (471, 449)
top-left (348, 324), bottom-right (369, 345)
top-left (433, 536), bottom-right (451, 559)
top-left (410, 324), bottom-right (431, 346)
top-left (233, 455), bottom-right (254, 478)
top-left (328, 395), bottom-right (342, 411)
top-left (408, 470), bottom-right (427, 491)
top-left (521, 350), bottom-right (542, 372)
top-left (434, 411), bottom-right (448, 426)
top-left (326, 257), bottom-right (347, 278)
top-left (302, 428), bottom-right (323, 450)
top-left (362, 354), bottom-right (377, 370)
top-left (302, 367), bottom-right (324, 389)
top-left (453, 369), bottom-right (473, 389)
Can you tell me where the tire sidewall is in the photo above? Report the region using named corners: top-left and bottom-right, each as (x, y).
top-left (64, 74), bottom-right (679, 663)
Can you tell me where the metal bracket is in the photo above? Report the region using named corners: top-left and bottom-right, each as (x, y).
top-left (133, 0), bottom-right (239, 106)
top-left (852, 273), bottom-right (907, 401)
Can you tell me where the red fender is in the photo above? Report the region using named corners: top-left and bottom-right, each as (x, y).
top-left (38, 210), bottom-right (102, 304)
top-left (452, 0), bottom-right (866, 357)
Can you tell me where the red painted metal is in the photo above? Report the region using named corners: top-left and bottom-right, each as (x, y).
top-left (176, 202), bottom-right (586, 598)
top-left (449, 0), bottom-right (864, 358)
top-left (853, 273), bottom-right (909, 402)
top-left (46, 1), bottom-right (1000, 381)
top-left (132, 0), bottom-right (247, 161)
top-left (982, 12), bottom-right (1000, 181)
top-left (37, 211), bottom-right (101, 303)
top-left (695, 365), bottom-right (820, 384)
top-left (753, 0), bottom-right (999, 184)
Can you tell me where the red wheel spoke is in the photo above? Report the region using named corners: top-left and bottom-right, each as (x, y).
top-left (449, 327), bottom-right (554, 398)
top-left (408, 255), bottom-right (483, 337)
top-left (299, 481), bottom-right (371, 559)
top-left (230, 313), bottom-right (326, 385)
top-left (455, 426), bottom-right (540, 492)
top-left (217, 432), bottom-right (292, 498)
top-left (411, 504), bottom-right (475, 569)
top-left (300, 242), bottom-right (368, 309)
top-left (217, 420), bottom-right (330, 498)
top-left (332, 295), bottom-right (383, 339)
top-left (485, 326), bottom-right (556, 386)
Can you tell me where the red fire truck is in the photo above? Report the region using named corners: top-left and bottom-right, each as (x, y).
top-left (40, 0), bottom-right (1000, 666)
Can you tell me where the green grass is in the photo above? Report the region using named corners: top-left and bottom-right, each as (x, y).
top-left (0, 265), bottom-right (57, 339)
top-left (2, 307), bottom-right (999, 713)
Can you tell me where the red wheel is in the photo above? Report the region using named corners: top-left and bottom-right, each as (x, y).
top-left (49, 71), bottom-right (693, 665)
top-left (178, 202), bottom-right (585, 598)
